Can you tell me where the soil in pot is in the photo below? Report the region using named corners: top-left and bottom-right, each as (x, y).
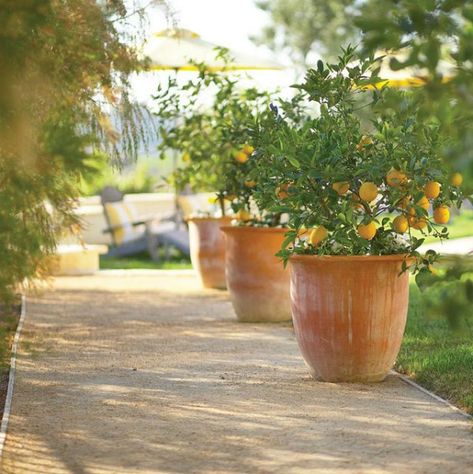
top-left (290, 255), bottom-right (410, 383)
top-left (222, 226), bottom-right (292, 323)
top-left (188, 216), bottom-right (232, 289)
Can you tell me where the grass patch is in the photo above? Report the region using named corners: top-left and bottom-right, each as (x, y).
top-left (100, 250), bottom-right (192, 270)
top-left (397, 283), bottom-right (473, 414)
top-left (422, 209), bottom-right (473, 243)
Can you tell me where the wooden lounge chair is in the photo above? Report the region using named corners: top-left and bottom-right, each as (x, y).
top-left (100, 186), bottom-right (189, 262)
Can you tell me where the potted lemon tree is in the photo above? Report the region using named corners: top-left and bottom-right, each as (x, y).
top-left (218, 94), bottom-right (312, 323)
top-left (252, 47), bottom-right (466, 381)
top-left (154, 56), bottom-right (270, 290)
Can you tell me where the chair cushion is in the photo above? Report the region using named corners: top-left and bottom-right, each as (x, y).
top-left (104, 202), bottom-right (143, 245)
top-left (178, 193), bottom-right (221, 220)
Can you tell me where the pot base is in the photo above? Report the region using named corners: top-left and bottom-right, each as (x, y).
top-left (189, 217), bottom-right (231, 290)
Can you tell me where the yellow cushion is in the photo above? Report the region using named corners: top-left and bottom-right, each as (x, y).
top-left (104, 202), bottom-right (142, 245)
top-left (178, 193), bottom-right (222, 220)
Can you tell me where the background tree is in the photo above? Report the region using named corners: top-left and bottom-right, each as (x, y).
top-left (253, 0), bottom-right (359, 66)
top-left (356, 0), bottom-right (473, 182)
top-left (0, 0), bottom-right (168, 302)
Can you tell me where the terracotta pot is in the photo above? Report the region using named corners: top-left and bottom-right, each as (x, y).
top-left (290, 254), bottom-right (410, 382)
top-left (188, 216), bottom-right (232, 289)
top-left (222, 226), bottom-right (292, 322)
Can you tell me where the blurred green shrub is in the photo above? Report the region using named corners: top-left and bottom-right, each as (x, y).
top-left (80, 156), bottom-right (162, 196)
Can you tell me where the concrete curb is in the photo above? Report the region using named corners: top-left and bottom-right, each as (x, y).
top-left (392, 370), bottom-right (472, 420)
top-left (0, 295), bottom-right (27, 459)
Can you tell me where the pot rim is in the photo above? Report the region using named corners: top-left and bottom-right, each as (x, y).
top-left (187, 215), bottom-right (233, 223)
top-left (221, 225), bottom-right (289, 234)
top-left (290, 253), bottom-right (411, 263)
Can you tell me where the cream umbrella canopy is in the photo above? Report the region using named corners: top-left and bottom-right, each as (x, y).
top-left (144, 28), bottom-right (284, 71)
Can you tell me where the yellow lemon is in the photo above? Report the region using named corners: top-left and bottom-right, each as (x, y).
top-left (236, 209), bottom-right (252, 221)
top-left (332, 181), bottom-right (350, 195)
top-left (182, 152), bottom-right (191, 162)
top-left (276, 183), bottom-right (290, 199)
top-left (386, 168), bottom-right (408, 187)
top-left (309, 226), bottom-right (328, 246)
top-left (242, 144), bottom-right (254, 155)
top-left (297, 226), bottom-right (309, 237)
top-left (207, 195), bottom-right (219, 204)
top-left (393, 215), bottom-right (409, 234)
top-left (433, 205), bottom-right (450, 224)
top-left (416, 195), bottom-right (430, 210)
top-left (357, 221), bottom-right (377, 240)
top-left (244, 180), bottom-right (256, 188)
top-left (359, 182), bottom-right (378, 202)
top-left (235, 151), bottom-right (249, 163)
top-left (424, 181), bottom-right (441, 199)
top-left (451, 172), bottom-right (463, 187)
top-left (351, 193), bottom-right (364, 210)
top-left (356, 135), bottom-right (373, 151)
top-left (397, 196), bottom-right (411, 209)
top-left (409, 216), bottom-right (427, 230)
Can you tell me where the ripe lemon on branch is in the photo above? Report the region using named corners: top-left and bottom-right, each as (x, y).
top-left (358, 182), bottom-right (378, 202)
top-left (416, 195), bottom-right (430, 210)
top-left (424, 181), bottom-right (441, 199)
top-left (451, 173), bottom-right (463, 187)
top-left (276, 183), bottom-right (290, 199)
top-left (234, 151), bottom-right (249, 163)
top-left (386, 169), bottom-right (407, 187)
top-left (242, 144), bottom-right (254, 155)
top-left (236, 209), bottom-right (252, 221)
top-left (332, 181), bottom-right (350, 195)
top-left (309, 226), bottom-right (328, 246)
top-left (433, 205), bottom-right (450, 224)
top-left (357, 221), bottom-right (377, 240)
top-left (393, 215), bottom-right (409, 234)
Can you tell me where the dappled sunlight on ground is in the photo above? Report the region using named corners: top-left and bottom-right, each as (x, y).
top-left (1, 274), bottom-right (472, 473)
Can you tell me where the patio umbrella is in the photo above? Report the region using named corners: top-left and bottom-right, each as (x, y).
top-left (368, 50), bottom-right (455, 88)
top-left (143, 28), bottom-right (284, 214)
top-left (144, 28), bottom-right (284, 71)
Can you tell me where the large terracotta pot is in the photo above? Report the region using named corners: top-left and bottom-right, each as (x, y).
top-left (188, 216), bottom-right (232, 289)
top-left (290, 254), bottom-right (410, 383)
top-left (221, 226), bottom-right (292, 322)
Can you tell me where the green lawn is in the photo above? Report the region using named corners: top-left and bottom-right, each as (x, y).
top-left (397, 283), bottom-right (473, 414)
top-left (422, 209), bottom-right (473, 243)
top-left (100, 250), bottom-right (192, 270)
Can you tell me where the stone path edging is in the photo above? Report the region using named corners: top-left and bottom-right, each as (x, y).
top-left (393, 370), bottom-right (472, 420)
top-left (0, 296), bottom-right (27, 460)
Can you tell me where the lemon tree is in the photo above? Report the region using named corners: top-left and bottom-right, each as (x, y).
top-left (251, 47), bottom-right (467, 275)
top-left (154, 52), bottom-right (272, 218)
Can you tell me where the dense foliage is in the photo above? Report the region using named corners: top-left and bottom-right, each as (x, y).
top-left (0, 0), bottom-right (164, 302)
top-left (250, 48), bottom-right (466, 274)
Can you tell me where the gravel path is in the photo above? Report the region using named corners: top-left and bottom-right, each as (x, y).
top-left (1, 271), bottom-right (472, 473)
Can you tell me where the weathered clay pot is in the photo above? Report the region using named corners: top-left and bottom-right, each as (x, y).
top-left (290, 254), bottom-right (410, 382)
top-left (188, 216), bottom-right (232, 289)
top-left (221, 226), bottom-right (292, 322)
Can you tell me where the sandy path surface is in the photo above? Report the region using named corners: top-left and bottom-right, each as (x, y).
top-left (1, 271), bottom-right (472, 473)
